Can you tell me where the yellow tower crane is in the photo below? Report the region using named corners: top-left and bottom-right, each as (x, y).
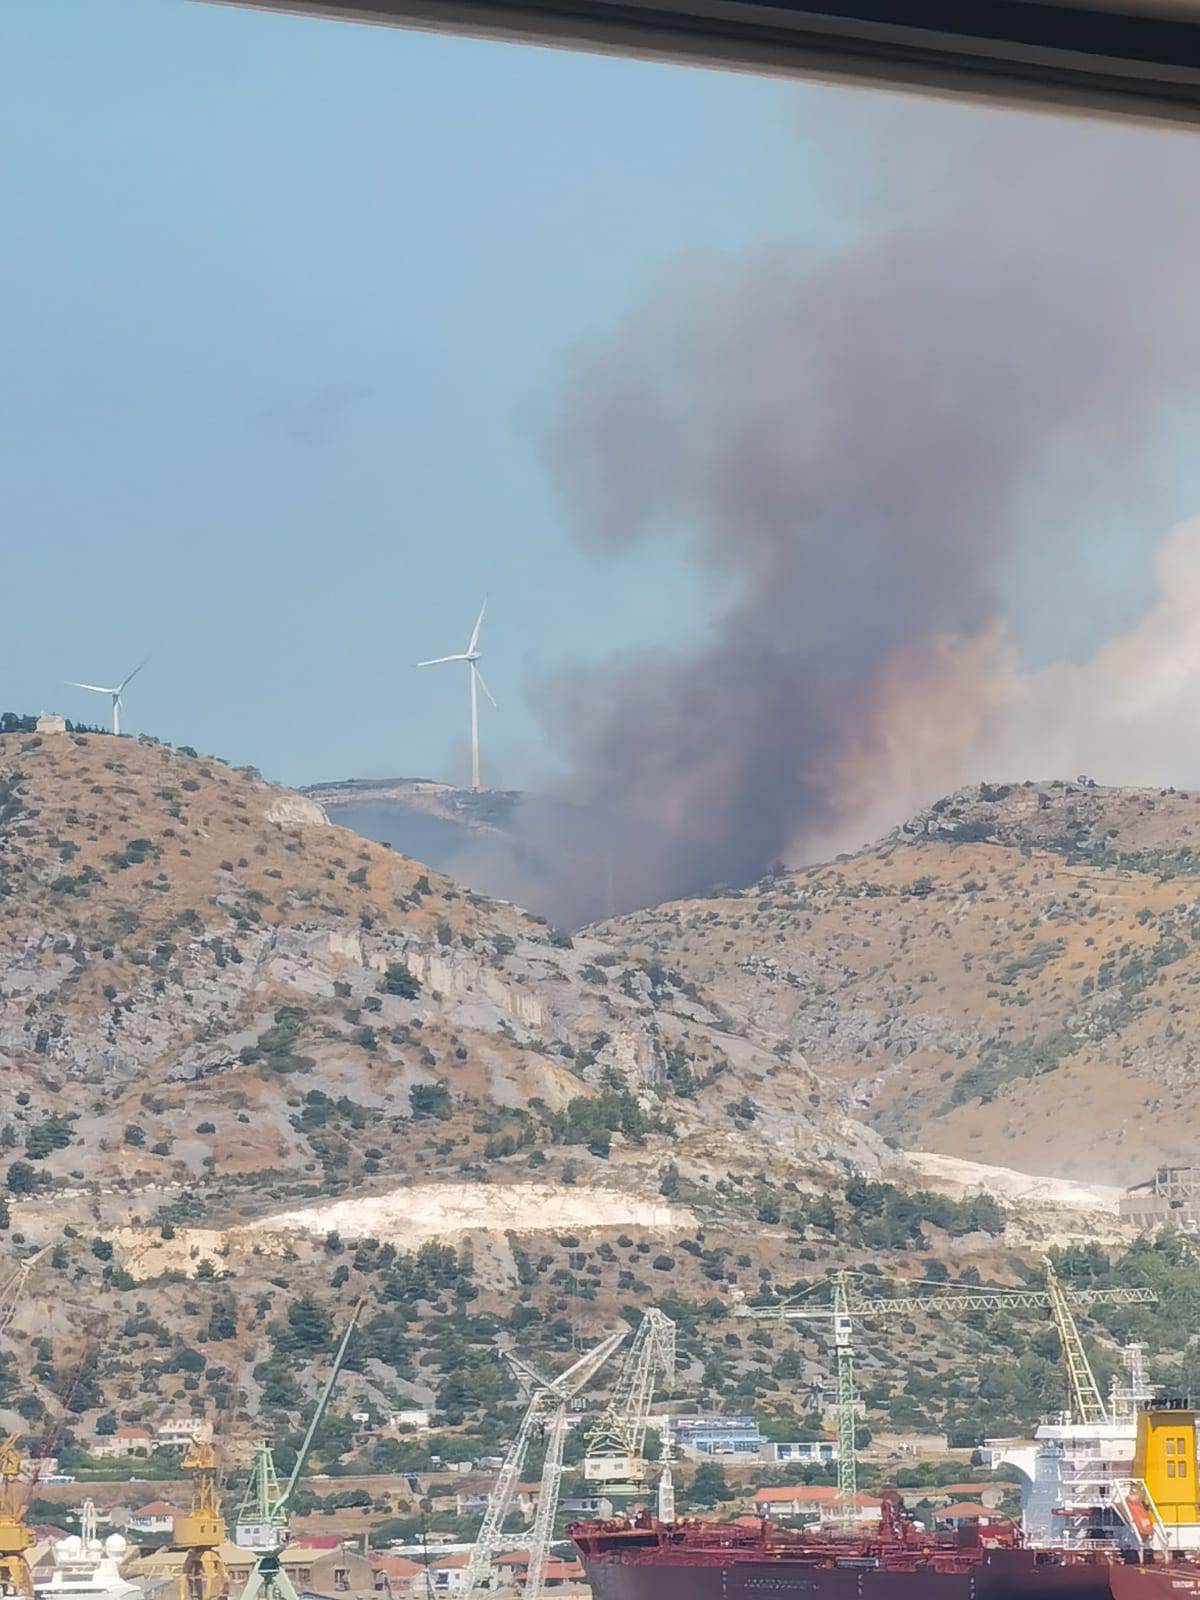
top-left (0, 1436), bottom-right (34, 1599)
top-left (737, 1263), bottom-right (1156, 1524)
top-left (0, 1252), bottom-right (51, 1600)
top-left (172, 1423), bottom-right (230, 1600)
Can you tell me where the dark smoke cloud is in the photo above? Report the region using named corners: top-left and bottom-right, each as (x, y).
top-left (537, 101), bottom-right (1200, 920)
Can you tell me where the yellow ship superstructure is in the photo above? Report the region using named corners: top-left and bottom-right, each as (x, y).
top-left (1135, 1404), bottom-right (1200, 1550)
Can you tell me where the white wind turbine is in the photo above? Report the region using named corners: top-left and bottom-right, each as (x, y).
top-left (66, 658), bottom-right (148, 736)
top-left (417, 603), bottom-right (496, 792)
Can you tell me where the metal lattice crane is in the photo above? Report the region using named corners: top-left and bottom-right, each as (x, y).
top-left (463, 1331), bottom-right (626, 1600)
top-left (238, 1299), bottom-right (365, 1600)
top-left (173, 1423), bottom-right (230, 1600)
top-left (1042, 1258), bottom-right (1108, 1426)
top-left (523, 1402), bottom-right (570, 1600)
top-left (583, 1309), bottom-right (676, 1495)
top-left (737, 1265), bottom-right (1156, 1524)
top-left (236, 1444), bottom-right (286, 1550)
top-left (0, 1247), bottom-right (49, 1596)
top-left (0, 1252), bottom-right (43, 1340)
top-left (0, 1437), bottom-right (33, 1599)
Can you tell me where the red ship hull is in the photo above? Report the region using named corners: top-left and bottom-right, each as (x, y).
top-left (573, 1517), bottom-right (1200, 1600)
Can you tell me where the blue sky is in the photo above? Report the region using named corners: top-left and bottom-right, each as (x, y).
top-left (2, 2), bottom-right (1194, 791)
top-left (2, 0), bottom-right (835, 787)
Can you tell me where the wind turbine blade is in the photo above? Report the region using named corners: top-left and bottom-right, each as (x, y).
top-left (473, 666), bottom-right (498, 709)
top-left (467, 600), bottom-right (487, 656)
top-left (118, 656), bottom-right (149, 693)
top-left (66, 682), bottom-right (115, 695)
top-left (416, 654), bottom-right (469, 667)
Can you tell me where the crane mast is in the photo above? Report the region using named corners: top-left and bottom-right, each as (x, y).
top-left (0, 1254), bottom-right (49, 1598)
top-left (523, 1403), bottom-right (569, 1600)
top-left (1043, 1259), bottom-right (1109, 1425)
top-left (173, 1423), bottom-right (230, 1600)
top-left (830, 1273), bottom-right (858, 1523)
top-left (238, 1299), bottom-right (365, 1600)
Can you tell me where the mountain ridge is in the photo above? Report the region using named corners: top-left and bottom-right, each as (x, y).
top-left (595, 776), bottom-right (1200, 1184)
top-left (0, 736), bottom-right (1188, 1480)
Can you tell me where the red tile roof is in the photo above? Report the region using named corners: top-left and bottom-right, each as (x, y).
top-left (371, 1556), bottom-right (423, 1580)
top-left (131, 1502), bottom-right (183, 1518)
top-left (542, 1558), bottom-right (584, 1579)
top-left (754, 1487), bottom-right (881, 1507)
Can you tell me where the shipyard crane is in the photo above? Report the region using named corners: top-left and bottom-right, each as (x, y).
top-left (1042, 1259), bottom-right (1109, 1427)
top-left (173, 1423), bottom-right (230, 1600)
top-left (737, 1264), bottom-right (1156, 1524)
top-left (463, 1330), bottom-right (627, 1600)
top-left (237, 1299), bottom-right (365, 1600)
top-left (0, 1437), bottom-right (33, 1599)
top-left (584, 1309), bottom-right (676, 1501)
top-left (0, 1252), bottom-right (44, 1341)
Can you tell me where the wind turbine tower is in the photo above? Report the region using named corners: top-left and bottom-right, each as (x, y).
top-left (417, 602), bottom-right (495, 791)
top-left (66, 659), bottom-right (148, 736)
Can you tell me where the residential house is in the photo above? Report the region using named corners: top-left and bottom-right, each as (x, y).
top-left (426, 1554), bottom-right (470, 1594)
top-left (457, 1485), bottom-right (539, 1522)
top-left (127, 1502), bottom-right (184, 1536)
top-left (752, 1486), bottom-right (882, 1524)
top-left (490, 1552), bottom-right (585, 1589)
top-left (93, 1428), bottom-right (153, 1460)
top-left (935, 1502), bottom-right (996, 1531)
top-left (154, 1419), bottom-right (206, 1449)
top-left (370, 1554), bottom-right (424, 1597)
top-left (285, 1543), bottom-right (378, 1596)
top-left (925, 1483), bottom-right (1005, 1508)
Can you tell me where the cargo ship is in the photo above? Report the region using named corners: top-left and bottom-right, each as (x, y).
top-left (572, 1403), bottom-right (1200, 1599)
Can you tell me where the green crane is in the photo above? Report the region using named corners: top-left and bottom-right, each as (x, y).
top-left (737, 1267), bottom-right (1155, 1526)
top-left (238, 1299), bottom-right (365, 1600)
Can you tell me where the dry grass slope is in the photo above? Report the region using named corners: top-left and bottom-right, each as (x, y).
top-left (596, 778), bottom-right (1200, 1184)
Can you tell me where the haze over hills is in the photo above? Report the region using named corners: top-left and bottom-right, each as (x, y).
top-left (303, 776), bottom-right (719, 928)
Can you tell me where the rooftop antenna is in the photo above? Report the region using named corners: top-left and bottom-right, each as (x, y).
top-left (417, 603), bottom-right (495, 791)
top-left (65, 658), bottom-right (148, 736)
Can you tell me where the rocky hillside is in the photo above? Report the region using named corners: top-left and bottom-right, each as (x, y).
top-left (0, 728), bottom-right (882, 1190)
top-left (596, 778), bottom-right (1200, 1185)
top-left (0, 740), bottom-right (1192, 1486)
top-left (0, 725), bottom-right (889, 1452)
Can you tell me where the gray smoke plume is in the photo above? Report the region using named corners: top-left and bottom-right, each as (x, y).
top-left (537, 99), bottom-right (1200, 920)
